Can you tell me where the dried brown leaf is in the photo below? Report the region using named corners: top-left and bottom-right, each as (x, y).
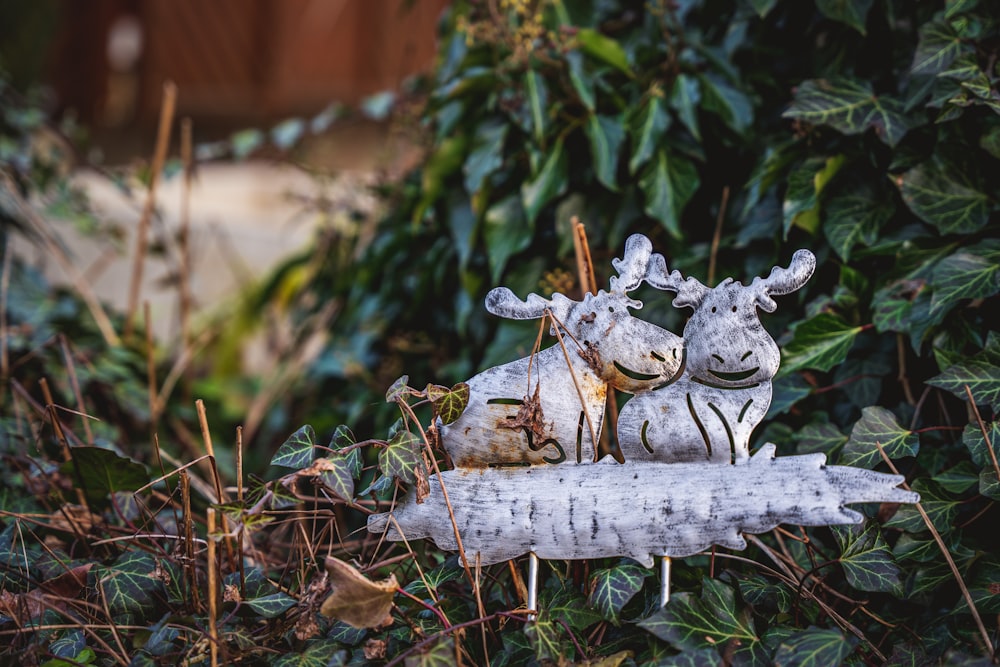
top-left (320, 557), bottom-right (398, 629)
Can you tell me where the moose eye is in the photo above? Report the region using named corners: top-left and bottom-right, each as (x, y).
top-left (731, 305), bottom-right (737, 312)
top-left (711, 306), bottom-right (717, 313)
top-left (608, 307), bottom-right (614, 313)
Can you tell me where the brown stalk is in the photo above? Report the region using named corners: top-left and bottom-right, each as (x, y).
top-left (965, 384), bottom-right (1000, 483)
top-left (125, 80), bottom-right (177, 339)
top-left (195, 399), bottom-right (236, 569)
top-left (58, 336), bottom-right (93, 445)
top-left (236, 426), bottom-right (246, 595)
top-left (206, 507), bottom-right (219, 667)
top-left (144, 302), bottom-right (158, 431)
top-left (39, 378), bottom-right (88, 508)
top-left (874, 440), bottom-right (993, 657)
top-left (0, 238), bottom-right (10, 396)
top-left (0, 172), bottom-right (120, 346)
top-left (707, 186), bottom-right (730, 287)
top-left (95, 579), bottom-right (131, 665)
top-left (545, 309), bottom-right (599, 460)
top-left (180, 470), bottom-right (202, 612)
top-left (571, 216), bottom-right (597, 296)
top-left (179, 116), bottom-right (194, 375)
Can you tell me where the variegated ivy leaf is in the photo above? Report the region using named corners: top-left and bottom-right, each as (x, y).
top-left (896, 162), bottom-right (990, 235)
top-left (783, 78), bottom-right (914, 146)
top-left (426, 382), bottom-right (470, 425)
top-left (385, 375), bottom-right (412, 403)
top-left (330, 424), bottom-right (362, 478)
top-left (929, 250), bottom-right (1000, 314)
top-left (833, 523), bottom-right (904, 595)
top-left (638, 578), bottom-right (759, 652)
top-left (587, 561), bottom-right (649, 625)
top-left (779, 313), bottom-right (863, 375)
top-left (90, 551), bottom-right (162, 624)
top-left (773, 627), bottom-right (857, 667)
top-left (271, 639), bottom-right (346, 667)
top-left (840, 406), bottom-right (918, 468)
top-left (271, 425), bottom-right (316, 469)
top-left (378, 430), bottom-right (423, 484)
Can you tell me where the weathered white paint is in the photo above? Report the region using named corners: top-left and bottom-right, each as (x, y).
top-left (441, 235), bottom-right (683, 467)
top-left (618, 250), bottom-right (816, 464)
top-left (368, 445), bottom-right (919, 567)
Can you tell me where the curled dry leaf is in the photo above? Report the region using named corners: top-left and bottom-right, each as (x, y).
top-left (320, 557), bottom-right (398, 629)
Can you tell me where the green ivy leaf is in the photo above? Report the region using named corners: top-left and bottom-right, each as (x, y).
top-left (979, 468), bottom-right (1000, 500)
top-left (885, 480), bottom-right (958, 534)
top-left (525, 69), bottom-right (548, 144)
top-left (587, 561), bottom-right (649, 625)
top-left (639, 148), bottom-right (700, 238)
top-left (650, 649), bottom-right (721, 666)
top-left (910, 18), bottom-right (971, 76)
top-left (930, 251), bottom-right (1000, 313)
top-left (929, 358), bottom-right (1000, 413)
top-left (385, 375), bottom-right (412, 403)
top-left (245, 592), bottom-right (297, 618)
top-left (403, 561), bottom-right (464, 598)
top-left (379, 430), bottom-right (423, 484)
top-left (768, 373), bottom-right (813, 416)
top-left (270, 425), bottom-right (316, 469)
top-left (933, 460), bottom-right (980, 494)
top-left (780, 313), bottom-right (863, 375)
top-left (628, 95), bottom-right (670, 175)
top-left (638, 578), bottom-right (758, 651)
top-left (426, 382), bottom-right (470, 425)
top-left (576, 29), bottom-right (632, 75)
top-left (798, 420), bottom-right (848, 455)
top-left (699, 73), bottom-right (753, 135)
top-left (485, 194), bottom-right (533, 284)
top-left (566, 51), bottom-right (595, 111)
top-left (816, 0), bottom-right (873, 34)
top-left (463, 119), bottom-right (508, 196)
top-left (669, 73), bottom-right (701, 141)
top-left (63, 447), bottom-right (149, 503)
top-left (407, 637), bottom-right (455, 667)
top-left (783, 155), bottom-right (843, 236)
top-left (91, 552), bottom-right (162, 624)
top-left (544, 584), bottom-right (603, 631)
top-left (318, 456), bottom-right (356, 502)
top-left (331, 425), bottom-right (362, 478)
top-left (823, 183), bottom-right (893, 261)
top-left (962, 421), bottom-right (1000, 469)
top-left (271, 639), bottom-right (346, 667)
top-left (527, 612), bottom-right (574, 662)
top-left (585, 113), bottom-right (625, 191)
top-left (840, 406), bottom-right (918, 468)
top-left (521, 140), bottom-right (568, 225)
top-left (783, 78), bottom-right (914, 146)
top-left (773, 627), bottom-right (857, 667)
top-left (833, 523), bottom-right (904, 595)
top-left (896, 162), bottom-right (990, 234)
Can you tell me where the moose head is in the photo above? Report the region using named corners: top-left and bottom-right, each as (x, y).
top-left (645, 249), bottom-right (816, 387)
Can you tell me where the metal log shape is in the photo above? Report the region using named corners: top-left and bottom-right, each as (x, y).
top-left (368, 444), bottom-right (919, 567)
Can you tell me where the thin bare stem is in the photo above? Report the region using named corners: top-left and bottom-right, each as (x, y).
top-left (59, 336), bottom-right (93, 444)
top-left (965, 384), bottom-right (1000, 483)
top-left (206, 508), bottom-right (219, 667)
top-left (545, 309), bottom-right (599, 461)
top-left (144, 302), bottom-right (158, 431)
top-left (874, 441), bottom-right (993, 658)
top-left (126, 81), bottom-right (177, 338)
top-left (707, 186), bottom-right (730, 287)
top-left (0, 236), bottom-right (10, 393)
top-left (179, 116), bottom-right (194, 368)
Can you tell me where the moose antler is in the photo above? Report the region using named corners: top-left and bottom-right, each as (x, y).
top-left (485, 288), bottom-right (576, 321)
top-left (750, 249), bottom-right (816, 312)
top-left (644, 253), bottom-right (710, 309)
top-left (610, 234), bottom-right (654, 292)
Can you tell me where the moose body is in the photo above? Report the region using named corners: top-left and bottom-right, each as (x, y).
top-left (441, 235), bottom-right (684, 468)
top-left (618, 250), bottom-right (816, 464)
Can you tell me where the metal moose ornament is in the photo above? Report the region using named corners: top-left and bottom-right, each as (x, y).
top-left (368, 234), bottom-right (918, 610)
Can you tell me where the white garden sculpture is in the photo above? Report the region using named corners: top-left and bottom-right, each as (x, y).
top-left (368, 234), bottom-right (919, 611)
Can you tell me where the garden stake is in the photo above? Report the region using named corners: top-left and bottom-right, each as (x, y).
top-left (369, 234), bottom-right (920, 620)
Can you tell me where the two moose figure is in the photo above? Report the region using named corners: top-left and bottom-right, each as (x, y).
top-left (441, 234), bottom-right (816, 469)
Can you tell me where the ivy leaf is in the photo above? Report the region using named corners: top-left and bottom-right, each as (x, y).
top-left (270, 425), bottom-right (316, 469)
top-left (768, 373), bottom-right (813, 416)
top-left (544, 584), bottom-right (603, 631)
top-left (780, 313), bottom-right (863, 375)
top-left (638, 578), bottom-right (758, 651)
top-left (629, 95), bottom-right (670, 175)
top-left (929, 251), bottom-right (1000, 313)
top-left (652, 649), bottom-right (723, 666)
top-left (587, 561), bottom-right (649, 625)
top-left (911, 19), bottom-right (971, 76)
top-left (833, 523), bottom-right (904, 595)
top-left (331, 425), bottom-right (362, 478)
top-left (566, 51), bottom-right (595, 111)
top-left (521, 140), bottom-right (568, 225)
top-left (639, 148), bottom-right (700, 238)
top-left (585, 113), bottom-right (625, 191)
top-left (816, 0), bottom-right (873, 34)
top-left (979, 468), bottom-right (1000, 500)
top-left (933, 460), bottom-right (980, 494)
top-left (798, 420), bottom-right (848, 455)
top-left (484, 194), bottom-right (533, 284)
top-left (272, 640), bottom-right (346, 667)
top-left (962, 421), bottom-right (1000, 468)
top-left (773, 627), bottom-right (857, 667)
top-left (407, 637), bottom-right (455, 667)
top-left (463, 119), bottom-right (508, 195)
top-left (823, 183), bottom-right (893, 261)
top-left (576, 29), bottom-right (632, 75)
top-left (245, 592), bottom-right (297, 618)
top-left (378, 430), bottom-right (422, 484)
top-left (896, 162), bottom-right (990, 235)
top-left (317, 457), bottom-right (356, 502)
top-left (783, 155), bottom-right (844, 236)
top-left (749, 0), bottom-right (778, 16)
top-left (91, 551), bottom-right (162, 624)
top-left (840, 406), bottom-right (919, 468)
top-left (929, 357), bottom-right (1000, 413)
top-left (426, 382), bottom-right (470, 425)
top-left (64, 447), bottom-right (149, 503)
top-left (525, 69), bottom-right (548, 144)
top-left (699, 73), bottom-right (753, 135)
top-left (321, 557), bottom-right (398, 629)
top-left (783, 78), bottom-right (914, 146)
top-left (669, 73), bottom-right (701, 141)
top-left (885, 480), bottom-right (958, 534)
top-left (527, 612), bottom-right (575, 662)
top-left (385, 375), bottom-right (412, 403)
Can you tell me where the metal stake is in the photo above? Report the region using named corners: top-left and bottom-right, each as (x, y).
top-left (527, 552), bottom-right (539, 621)
top-left (660, 555), bottom-right (671, 607)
